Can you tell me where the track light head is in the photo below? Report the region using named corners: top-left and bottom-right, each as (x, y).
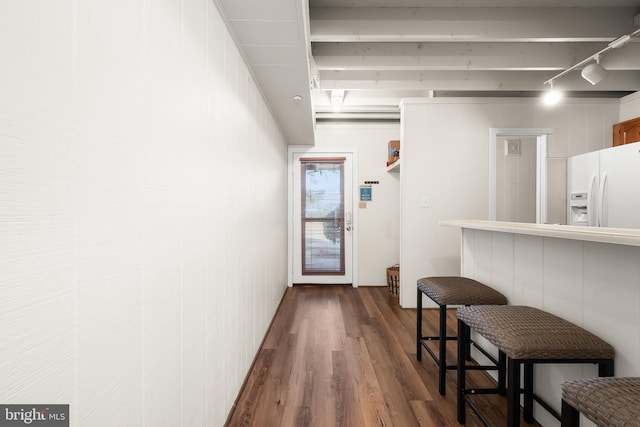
top-left (543, 89), bottom-right (562, 106)
top-left (330, 89), bottom-right (345, 111)
top-left (581, 57), bottom-right (609, 85)
top-left (543, 81), bottom-right (562, 106)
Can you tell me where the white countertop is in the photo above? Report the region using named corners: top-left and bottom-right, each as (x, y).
top-left (440, 219), bottom-right (640, 247)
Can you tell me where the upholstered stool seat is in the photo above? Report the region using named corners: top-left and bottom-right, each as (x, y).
top-left (416, 276), bottom-right (507, 395)
top-left (457, 305), bottom-right (615, 427)
top-left (418, 276), bottom-right (508, 306)
top-left (561, 377), bottom-right (640, 427)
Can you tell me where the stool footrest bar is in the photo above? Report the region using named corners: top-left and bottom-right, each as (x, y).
top-left (422, 336), bottom-right (457, 341)
top-left (463, 395), bottom-right (492, 427)
top-left (532, 393), bottom-right (561, 421)
top-left (420, 341), bottom-right (440, 364)
top-left (465, 388), bottom-right (503, 395)
top-left (472, 342), bottom-right (500, 366)
top-left (465, 365), bottom-right (500, 371)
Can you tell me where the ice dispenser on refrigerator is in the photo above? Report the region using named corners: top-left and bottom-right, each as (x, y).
top-left (569, 192), bottom-right (588, 226)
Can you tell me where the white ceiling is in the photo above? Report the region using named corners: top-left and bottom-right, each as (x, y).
top-left (215, 0), bottom-right (640, 145)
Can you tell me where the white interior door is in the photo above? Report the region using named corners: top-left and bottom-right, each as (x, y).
top-left (292, 152), bottom-right (353, 284)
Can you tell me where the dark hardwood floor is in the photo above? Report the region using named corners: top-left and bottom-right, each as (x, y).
top-left (225, 285), bottom-right (540, 427)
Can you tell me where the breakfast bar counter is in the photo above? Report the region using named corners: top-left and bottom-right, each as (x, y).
top-left (441, 219), bottom-right (640, 427)
top-left (441, 219), bottom-right (640, 247)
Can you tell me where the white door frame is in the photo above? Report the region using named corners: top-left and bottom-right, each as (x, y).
top-left (288, 146), bottom-right (359, 287)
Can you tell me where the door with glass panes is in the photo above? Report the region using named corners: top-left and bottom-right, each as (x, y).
top-left (292, 153), bottom-right (353, 284)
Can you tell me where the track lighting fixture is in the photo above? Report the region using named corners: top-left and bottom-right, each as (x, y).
top-left (581, 56), bottom-right (608, 85)
top-left (541, 27), bottom-right (640, 104)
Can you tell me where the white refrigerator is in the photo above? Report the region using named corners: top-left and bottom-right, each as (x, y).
top-left (567, 141), bottom-right (640, 228)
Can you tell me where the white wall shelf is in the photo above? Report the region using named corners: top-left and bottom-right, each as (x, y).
top-left (386, 159), bottom-right (401, 172)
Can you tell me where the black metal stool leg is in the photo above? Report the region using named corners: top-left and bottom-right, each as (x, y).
top-left (498, 350), bottom-right (507, 395)
top-left (416, 287), bottom-right (422, 361)
top-left (524, 362), bottom-right (534, 423)
top-left (561, 399), bottom-right (580, 427)
top-left (507, 358), bottom-right (521, 427)
top-left (465, 320), bottom-right (472, 361)
top-left (438, 304), bottom-right (447, 395)
top-left (457, 319), bottom-right (468, 424)
top-left (598, 359), bottom-right (614, 377)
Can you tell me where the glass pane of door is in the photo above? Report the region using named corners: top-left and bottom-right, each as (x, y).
top-left (301, 159), bottom-right (344, 275)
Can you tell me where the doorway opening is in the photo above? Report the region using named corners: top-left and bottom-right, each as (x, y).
top-left (489, 128), bottom-right (553, 224)
top-left (289, 149), bottom-right (356, 286)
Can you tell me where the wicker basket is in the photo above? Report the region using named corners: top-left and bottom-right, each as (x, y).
top-left (386, 265), bottom-right (399, 296)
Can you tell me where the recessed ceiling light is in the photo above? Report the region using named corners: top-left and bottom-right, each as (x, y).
top-left (330, 89), bottom-right (344, 111)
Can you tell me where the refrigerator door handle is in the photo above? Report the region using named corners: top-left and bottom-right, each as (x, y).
top-left (598, 172), bottom-right (608, 227)
top-left (588, 174), bottom-right (597, 226)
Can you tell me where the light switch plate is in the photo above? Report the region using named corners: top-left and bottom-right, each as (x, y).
top-left (421, 195), bottom-right (430, 208)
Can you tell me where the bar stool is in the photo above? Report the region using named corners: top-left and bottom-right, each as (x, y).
top-left (561, 377), bottom-right (640, 427)
top-left (457, 305), bottom-right (615, 427)
top-left (416, 276), bottom-right (507, 395)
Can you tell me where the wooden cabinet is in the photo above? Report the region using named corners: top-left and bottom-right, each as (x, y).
top-left (613, 116), bottom-right (640, 146)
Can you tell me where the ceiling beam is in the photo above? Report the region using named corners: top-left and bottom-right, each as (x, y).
top-left (312, 88), bottom-right (428, 109)
top-left (312, 42), bottom-right (640, 71)
top-left (310, 7), bottom-right (639, 43)
top-left (317, 70), bottom-right (640, 91)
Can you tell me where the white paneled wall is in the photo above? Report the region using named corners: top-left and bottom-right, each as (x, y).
top-left (0, 1), bottom-right (287, 426)
top-left (461, 228), bottom-right (640, 427)
top-left (313, 123), bottom-right (401, 286)
top-left (619, 91), bottom-right (640, 121)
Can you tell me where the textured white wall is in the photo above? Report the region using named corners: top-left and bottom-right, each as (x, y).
top-left (400, 98), bottom-right (619, 308)
top-left (619, 91), bottom-right (640, 121)
top-left (0, 1), bottom-right (287, 426)
top-left (313, 123), bottom-right (401, 286)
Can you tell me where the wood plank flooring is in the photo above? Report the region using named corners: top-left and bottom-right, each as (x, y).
top-left (225, 285), bottom-right (540, 427)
